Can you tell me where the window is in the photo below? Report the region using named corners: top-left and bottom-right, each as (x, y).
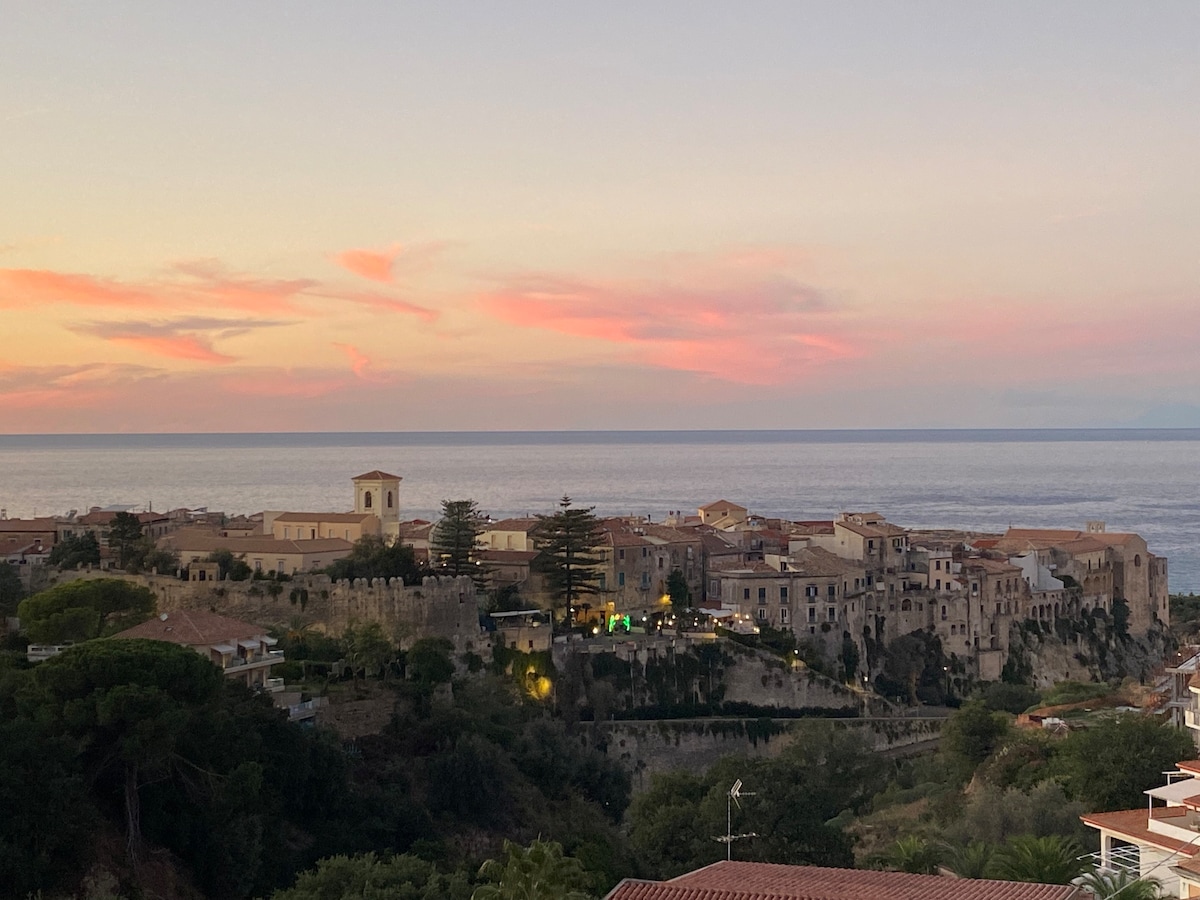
top-left (827, 607), bottom-right (836, 621)
top-left (758, 607), bottom-right (767, 621)
top-left (780, 586), bottom-right (788, 602)
top-left (387, 490), bottom-right (393, 508)
top-left (806, 585), bottom-right (818, 598)
top-left (808, 606), bottom-right (816, 622)
top-left (254, 559), bottom-right (263, 571)
top-left (658, 557), bottom-right (664, 569)
top-left (619, 549), bottom-right (625, 560)
top-left (599, 574), bottom-right (606, 590)
top-left (641, 572), bottom-right (650, 589)
top-left (868, 539), bottom-right (875, 550)
top-left (758, 587), bottom-right (767, 603)
top-left (866, 575), bottom-right (873, 586)
top-left (283, 526), bottom-right (290, 538)
top-left (277, 559), bottom-right (285, 572)
top-left (827, 584), bottom-right (836, 597)
top-left (971, 582), bottom-right (979, 595)
top-left (618, 572), bottom-right (625, 587)
top-left (935, 560), bottom-right (941, 571)
top-left (941, 605), bottom-right (947, 620)
top-left (935, 579), bottom-right (941, 590)
top-left (364, 491), bottom-right (372, 509)
top-left (743, 588), bottom-right (751, 600)
top-left (780, 608), bottom-right (789, 624)
top-left (642, 547), bottom-right (648, 558)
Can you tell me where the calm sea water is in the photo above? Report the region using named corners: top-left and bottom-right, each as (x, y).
top-left (2, 430), bottom-right (1198, 590)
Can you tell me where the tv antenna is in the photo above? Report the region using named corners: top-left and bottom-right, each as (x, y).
top-left (713, 778), bottom-right (757, 860)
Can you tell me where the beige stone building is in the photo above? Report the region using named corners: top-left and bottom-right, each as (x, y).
top-left (266, 511), bottom-right (380, 541)
top-left (164, 528), bottom-right (353, 575)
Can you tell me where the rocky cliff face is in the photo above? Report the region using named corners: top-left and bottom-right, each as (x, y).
top-left (1004, 613), bottom-right (1174, 688)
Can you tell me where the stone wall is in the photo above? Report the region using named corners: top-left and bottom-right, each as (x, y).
top-left (590, 716), bottom-right (944, 790)
top-left (60, 569), bottom-right (482, 649)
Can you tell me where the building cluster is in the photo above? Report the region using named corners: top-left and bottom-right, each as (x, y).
top-left (2, 471), bottom-right (1170, 682)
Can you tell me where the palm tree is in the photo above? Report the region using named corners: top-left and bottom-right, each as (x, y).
top-left (946, 840), bottom-right (994, 879)
top-left (472, 839), bottom-right (594, 900)
top-left (1078, 869), bottom-right (1169, 900)
top-left (988, 834), bottom-right (1088, 884)
top-left (880, 835), bottom-right (942, 875)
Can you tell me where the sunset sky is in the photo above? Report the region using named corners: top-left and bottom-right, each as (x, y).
top-left (2, 2), bottom-right (1197, 432)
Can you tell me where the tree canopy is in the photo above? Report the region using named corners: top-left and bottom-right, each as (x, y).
top-left (108, 512), bottom-right (145, 570)
top-left (17, 578), bottom-right (156, 643)
top-left (325, 536), bottom-right (427, 584)
top-left (432, 499), bottom-right (486, 587)
top-left (47, 531), bottom-right (101, 569)
top-left (531, 497), bottom-right (604, 625)
top-left (0, 561), bottom-right (24, 618)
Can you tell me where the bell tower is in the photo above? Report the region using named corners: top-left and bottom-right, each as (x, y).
top-left (352, 470), bottom-right (402, 536)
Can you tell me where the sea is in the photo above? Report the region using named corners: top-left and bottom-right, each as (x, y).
top-left (1, 429), bottom-right (1198, 591)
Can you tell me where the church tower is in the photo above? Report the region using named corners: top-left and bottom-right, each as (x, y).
top-left (352, 470), bottom-right (402, 537)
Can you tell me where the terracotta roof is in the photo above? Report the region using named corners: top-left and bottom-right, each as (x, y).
top-left (606, 531), bottom-right (652, 548)
top-left (0, 517), bottom-right (59, 532)
top-left (351, 470), bottom-right (402, 481)
top-left (1178, 760), bottom-right (1200, 776)
top-left (605, 861), bottom-right (1080, 900)
top-left (113, 610), bottom-right (270, 647)
top-left (699, 500), bottom-right (748, 512)
top-left (484, 518), bottom-right (540, 532)
top-left (165, 533), bottom-right (353, 555)
top-left (835, 520), bottom-right (907, 538)
top-left (1081, 808), bottom-right (1200, 855)
top-left (273, 512), bottom-right (376, 523)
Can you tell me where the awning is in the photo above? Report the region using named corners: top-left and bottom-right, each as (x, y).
top-left (1146, 778), bottom-right (1200, 804)
top-left (236, 638), bottom-right (260, 650)
top-left (211, 643), bottom-right (237, 654)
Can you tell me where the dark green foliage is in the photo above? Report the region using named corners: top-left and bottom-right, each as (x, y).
top-left (879, 835), bottom-right (941, 874)
top-left (1170, 593), bottom-right (1200, 631)
top-left (270, 852), bottom-right (472, 900)
top-left (0, 561), bottom-right (23, 617)
top-left (530, 497), bottom-right (604, 624)
top-left (1111, 597), bottom-right (1131, 638)
top-left (408, 637), bottom-right (455, 684)
top-left (474, 838), bottom-right (595, 900)
top-left (876, 630), bottom-right (950, 705)
top-left (987, 834), bottom-right (1085, 883)
top-left (1051, 717), bottom-right (1195, 811)
top-left (978, 682), bottom-right (1041, 715)
top-left (17, 578), bottom-right (156, 642)
top-left (840, 632), bottom-right (860, 683)
top-left (107, 512), bottom-right (145, 570)
top-left (941, 701), bottom-right (1009, 766)
top-left (207, 548), bottom-right (253, 581)
top-left (627, 724), bottom-right (883, 879)
top-left (48, 531), bottom-right (101, 569)
top-left (666, 569), bottom-right (691, 612)
top-left (342, 621), bottom-right (397, 679)
top-left (431, 499), bottom-right (486, 586)
top-left (325, 536), bottom-right (427, 584)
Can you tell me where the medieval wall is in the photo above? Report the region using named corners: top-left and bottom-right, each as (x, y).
top-left (59, 569), bottom-right (482, 650)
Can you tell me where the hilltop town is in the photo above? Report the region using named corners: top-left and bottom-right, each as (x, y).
top-left (2, 468), bottom-right (1172, 691)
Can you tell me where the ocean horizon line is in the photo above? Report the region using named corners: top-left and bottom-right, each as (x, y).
top-left (3, 426), bottom-right (1200, 449)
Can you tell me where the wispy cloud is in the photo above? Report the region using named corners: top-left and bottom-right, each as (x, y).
top-left (477, 261), bottom-right (858, 385)
top-left (68, 316), bottom-right (294, 364)
top-left (331, 241), bottom-right (450, 284)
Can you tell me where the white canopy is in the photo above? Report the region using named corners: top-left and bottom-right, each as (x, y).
top-left (1146, 778), bottom-right (1200, 804)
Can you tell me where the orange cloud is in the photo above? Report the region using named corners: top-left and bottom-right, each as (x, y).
top-left (332, 245), bottom-right (403, 283)
top-left (68, 316), bottom-right (292, 364)
top-left (0, 269), bottom-right (162, 308)
top-left (332, 342), bottom-right (394, 383)
top-left (317, 289), bottom-right (440, 322)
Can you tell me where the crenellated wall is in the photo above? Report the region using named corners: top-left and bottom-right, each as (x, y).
top-left (59, 569), bottom-right (482, 649)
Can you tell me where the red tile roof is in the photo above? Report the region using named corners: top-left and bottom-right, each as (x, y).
top-left (351, 470), bottom-right (402, 481)
top-left (113, 610), bottom-right (270, 647)
top-left (1080, 808), bottom-right (1200, 855)
top-left (605, 861), bottom-right (1080, 900)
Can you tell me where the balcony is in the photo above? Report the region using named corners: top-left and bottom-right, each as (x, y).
top-left (1186, 709), bottom-right (1200, 730)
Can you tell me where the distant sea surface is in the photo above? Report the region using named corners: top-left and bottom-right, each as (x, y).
top-left (2, 429), bottom-right (1198, 591)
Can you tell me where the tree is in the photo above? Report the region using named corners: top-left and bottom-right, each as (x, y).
top-left (986, 834), bottom-right (1086, 884)
top-left (342, 621), bottom-right (396, 681)
top-left (0, 561), bottom-right (24, 617)
top-left (47, 531), bottom-right (101, 569)
top-left (432, 499), bottom-right (485, 587)
top-left (666, 569), bottom-right (691, 614)
top-left (33, 640), bottom-right (226, 862)
top-left (18, 578), bottom-right (156, 643)
top-left (945, 841), bottom-right (994, 879)
top-left (1052, 717), bottom-right (1196, 811)
top-left (941, 700), bottom-right (1009, 767)
top-left (473, 839), bottom-right (594, 900)
top-left (324, 536), bottom-right (427, 584)
top-left (271, 852), bottom-right (471, 900)
top-left (531, 497), bottom-right (604, 627)
top-left (207, 548), bottom-right (253, 581)
top-left (1078, 869), bottom-right (1169, 900)
top-left (407, 637), bottom-right (455, 685)
top-left (880, 835), bottom-right (941, 874)
top-left (108, 512), bottom-right (145, 570)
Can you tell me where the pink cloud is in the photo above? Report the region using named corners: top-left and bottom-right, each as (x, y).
top-left (477, 269), bottom-right (859, 385)
top-left (317, 289), bottom-right (440, 322)
top-left (0, 269), bottom-right (162, 309)
top-left (67, 316), bottom-right (292, 364)
top-left (106, 334), bottom-right (235, 364)
top-left (332, 245), bottom-right (403, 283)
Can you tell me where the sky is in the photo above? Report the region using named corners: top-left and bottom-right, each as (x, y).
top-left (1, 2), bottom-right (1197, 432)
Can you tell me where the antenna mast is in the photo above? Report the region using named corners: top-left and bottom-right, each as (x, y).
top-left (713, 778), bottom-right (757, 861)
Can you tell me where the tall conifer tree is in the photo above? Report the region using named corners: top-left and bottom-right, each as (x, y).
top-left (431, 499), bottom-right (486, 588)
top-left (531, 496), bottom-right (604, 627)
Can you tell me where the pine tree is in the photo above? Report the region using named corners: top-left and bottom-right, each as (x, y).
top-left (431, 499), bottom-right (486, 588)
top-left (531, 496), bottom-right (604, 628)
